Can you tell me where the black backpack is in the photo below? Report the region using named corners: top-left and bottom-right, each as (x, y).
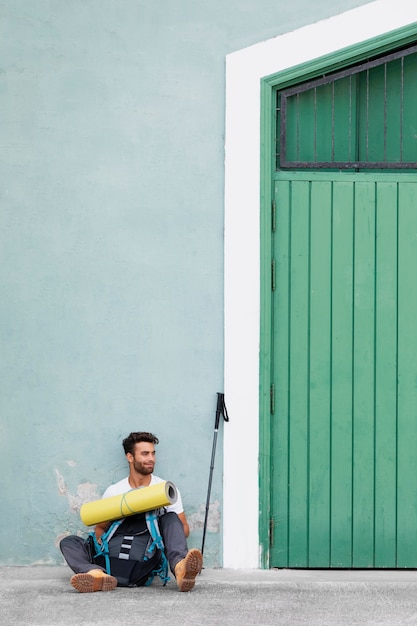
top-left (87, 510), bottom-right (169, 587)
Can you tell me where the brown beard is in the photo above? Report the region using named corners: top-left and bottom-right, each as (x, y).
top-left (132, 460), bottom-right (154, 475)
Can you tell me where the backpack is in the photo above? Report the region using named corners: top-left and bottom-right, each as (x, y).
top-left (87, 509), bottom-right (170, 587)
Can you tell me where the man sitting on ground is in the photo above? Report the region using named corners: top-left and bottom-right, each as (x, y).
top-left (60, 431), bottom-right (203, 592)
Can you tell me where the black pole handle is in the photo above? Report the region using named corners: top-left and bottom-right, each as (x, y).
top-left (215, 392), bottom-right (229, 430)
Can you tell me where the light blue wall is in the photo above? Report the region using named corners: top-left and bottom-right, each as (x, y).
top-left (0, 0), bottom-right (372, 566)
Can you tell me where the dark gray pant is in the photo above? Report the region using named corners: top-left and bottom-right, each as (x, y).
top-left (60, 512), bottom-right (188, 578)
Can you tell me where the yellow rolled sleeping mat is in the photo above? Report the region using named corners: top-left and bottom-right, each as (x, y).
top-left (80, 481), bottom-right (177, 526)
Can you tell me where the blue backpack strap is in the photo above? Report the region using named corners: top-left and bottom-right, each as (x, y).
top-left (144, 510), bottom-right (170, 586)
top-left (89, 520), bottom-right (123, 575)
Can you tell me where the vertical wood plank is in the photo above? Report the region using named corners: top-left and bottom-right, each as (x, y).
top-left (374, 181), bottom-right (398, 567)
top-left (308, 181), bottom-right (332, 566)
top-left (363, 65), bottom-right (385, 163)
top-left (333, 76), bottom-right (356, 163)
top-left (352, 181), bottom-right (376, 567)
top-left (396, 181), bottom-right (417, 567)
top-left (296, 90), bottom-right (317, 162)
top-left (288, 180), bottom-right (310, 566)
top-left (272, 180), bottom-right (291, 567)
top-left (330, 180), bottom-right (354, 567)
top-left (385, 59), bottom-right (402, 162)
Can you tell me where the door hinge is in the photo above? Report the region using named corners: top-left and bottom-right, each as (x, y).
top-left (271, 259), bottom-right (276, 291)
top-left (272, 201), bottom-right (277, 233)
top-left (270, 383), bottom-right (275, 415)
top-left (269, 517), bottom-right (275, 547)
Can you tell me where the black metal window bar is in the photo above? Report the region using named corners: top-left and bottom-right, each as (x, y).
top-left (277, 43), bottom-right (417, 170)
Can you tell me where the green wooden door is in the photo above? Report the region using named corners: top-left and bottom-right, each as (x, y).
top-left (271, 171), bottom-right (417, 568)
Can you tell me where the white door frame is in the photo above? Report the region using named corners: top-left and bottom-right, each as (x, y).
top-left (223, 0), bottom-right (417, 569)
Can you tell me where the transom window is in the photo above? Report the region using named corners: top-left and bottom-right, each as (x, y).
top-left (276, 43), bottom-right (417, 170)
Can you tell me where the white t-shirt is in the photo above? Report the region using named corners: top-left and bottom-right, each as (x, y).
top-left (102, 474), bottom-right (184, 516)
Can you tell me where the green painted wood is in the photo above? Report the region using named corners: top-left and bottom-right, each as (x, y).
top-left (329, 181), bottom-right (354, 567)
top-left (261, 22), bottom-right (417, 571)
top-left (402, 55), bottom-right (417, 162)
top-left (287, 181), bottom-right (310, 566)
top-left (283, 48), bottom-right (417, 167)
top-left (272, 179), bottom-right (291, 566)
top-left (352, 181), bottom-right (376, 567)
top-left (286, 76), bottom-right (357, 164)
top-left (374, 181), bottom-right (398, 567)
top-left (396, 182), bottom-right (417, 567)
top-left (334, 77), bottom-right (357, 163)
top-left (308, 181), bottom-right (332, 566)
top-left (384, 59), bottom-right (403, 162)
top-left (271, 172), bottom-right (417, 568)
top-left (259, 78), bottom-right (275, 567)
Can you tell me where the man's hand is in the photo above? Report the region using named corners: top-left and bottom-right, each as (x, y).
top-left (178, 512), bottom-right (190, 538)
top-left (94, 521), bottom-right (111, 543)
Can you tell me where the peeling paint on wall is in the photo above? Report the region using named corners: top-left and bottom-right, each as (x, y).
top-left (188, 500), bottom-right (221, 533)
top-left (54, 468), bottom-right (100, 513)
top-left (55, 468), bottom-right (67, 496)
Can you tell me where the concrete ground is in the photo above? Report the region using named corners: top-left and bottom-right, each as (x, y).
top-left (2, 566), bottom-right (417, 625)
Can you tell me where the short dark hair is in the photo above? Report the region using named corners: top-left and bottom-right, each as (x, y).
top-left (122, 431), bottom-right (159, 455)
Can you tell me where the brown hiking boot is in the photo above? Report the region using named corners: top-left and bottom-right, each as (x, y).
top-left (174, 549), bottom-right (203, 592)
top-left (70, 569), bottom-right (117, 593)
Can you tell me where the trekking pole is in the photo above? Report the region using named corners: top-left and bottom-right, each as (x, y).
top-left (201, 392), bottom-right (229, 556)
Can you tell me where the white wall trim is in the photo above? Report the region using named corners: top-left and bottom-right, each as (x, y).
top-left (223, 0), bottom-right (417, 569)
